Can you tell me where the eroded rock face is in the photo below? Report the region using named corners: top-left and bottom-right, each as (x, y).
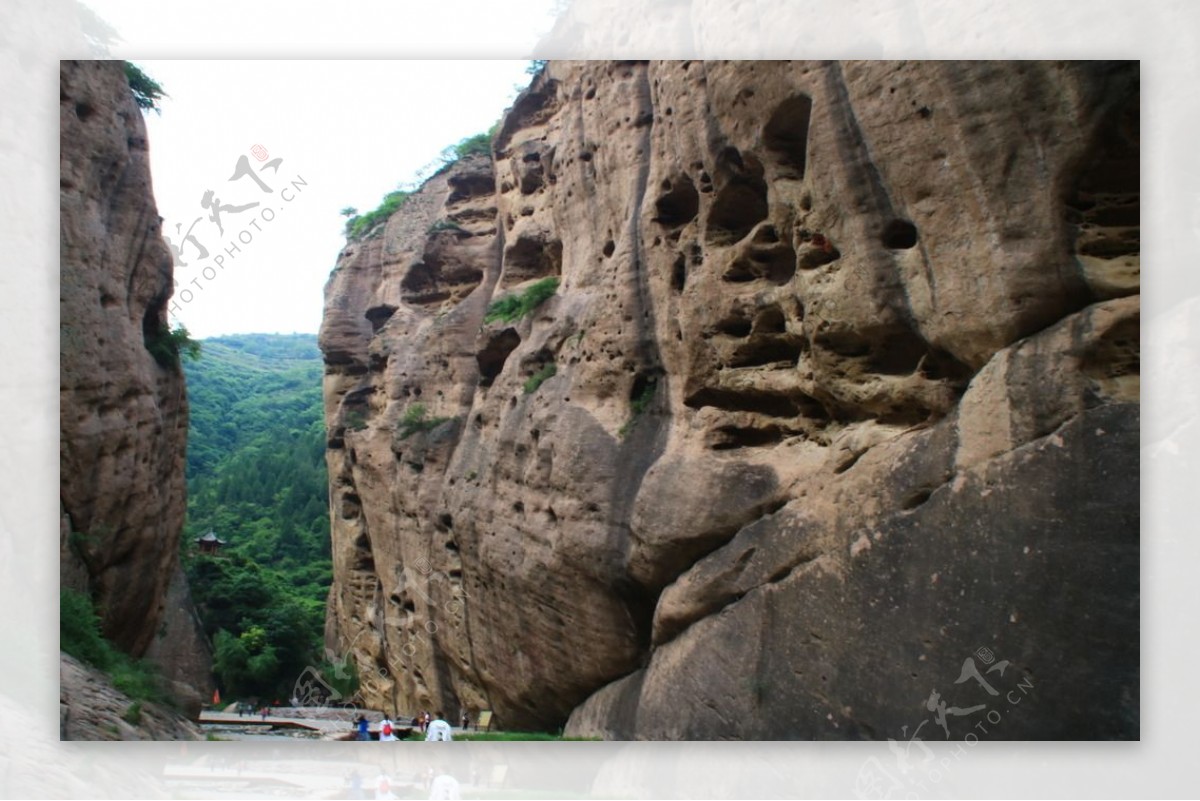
top-left (321, 61), bottom-right (1139, 738)
top-left (60, 654), bottom-right (202, 741)
top-left (60, 61), bottom-right (208, 702)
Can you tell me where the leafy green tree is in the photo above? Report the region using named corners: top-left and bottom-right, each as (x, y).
top-left (124, 61), bottom-right (166, 113)
top-left (182, 334), bottom-right (332, 699)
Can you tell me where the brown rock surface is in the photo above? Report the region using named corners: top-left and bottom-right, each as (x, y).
top-left (320, 61), bottom-right (1138, 737)
top-left (60, 60), bottom-right (209, 718)
top-left (59, 654), bottom-right (202, 741)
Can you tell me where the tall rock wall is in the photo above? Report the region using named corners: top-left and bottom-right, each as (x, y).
top-left (60, 60), bottom-right (209, 708)
top-left (320, 60), bottom-right (1138, 738)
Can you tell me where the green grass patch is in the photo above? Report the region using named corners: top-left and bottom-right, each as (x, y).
top-left (618, 378), bottom-right (657, 439)
top-left (396, 403), bottom-right (452, 440)
top-left (121, 701), bottom-right (143, 726)
top-left (484, 278), bottom-right (560, 324)
top-left (427, 218), bottom-right (466, 235)
top-left (60, 588), bottom-right (113, 668)
top-left (523, 364), bottom-right (557, 395)
top-left (345, 190), bottom-right (410, 240)
top-left (439, 124), bottom-right (499, 166)
top-left (125, 61), bottom-right (165, 113)
top-left (60, 589), bottom-right (170, 706)
top-left (145, 323), bottom-right (201, 369)
top-left (450, 131), bottom-right (493, 160)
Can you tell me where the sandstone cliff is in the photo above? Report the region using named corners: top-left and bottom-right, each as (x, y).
top-left (320, 61), bottom-right (1138, 738)
top-left (60, 60), bottom-right (210, 721)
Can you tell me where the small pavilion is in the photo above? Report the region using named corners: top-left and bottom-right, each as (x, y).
top-left (195, 530), bottom-right (227, 555)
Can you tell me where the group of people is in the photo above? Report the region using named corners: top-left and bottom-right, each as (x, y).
top-left (353, 710), bottom-right (457, 741)
top-left (234, 701), bottom-right (271, 720)
top-left (354, 767), bottom-right (460, 801)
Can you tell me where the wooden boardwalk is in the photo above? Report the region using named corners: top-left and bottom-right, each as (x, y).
top-left (198, 710), bottom-right (348, 735)
top-left (198, 710), bottom-right (416, 740)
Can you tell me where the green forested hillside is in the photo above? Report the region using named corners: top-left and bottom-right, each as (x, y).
top-left (182, 333), bottom-right (341, 701)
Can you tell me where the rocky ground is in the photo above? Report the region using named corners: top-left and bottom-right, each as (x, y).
top-left (59, 653), bottom-right (201, 741)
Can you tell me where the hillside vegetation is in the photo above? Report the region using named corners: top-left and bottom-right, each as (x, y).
top-left (181, 334), bottom-right (338, 701)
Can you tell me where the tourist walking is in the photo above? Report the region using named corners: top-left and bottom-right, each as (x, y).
top-left (429, 766), bottom-right (461, 800)
top-left (426, 711), bottom-right (453, 741)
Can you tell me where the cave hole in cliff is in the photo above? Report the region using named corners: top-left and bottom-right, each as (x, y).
top-left (727, 335), bottom-right (805, 368)
top-left (714, 314), bottom-right (753, 338)
top-left (477, 328), bottom-right (521, 387)
top-left (821, 327), bottom-right (971, 385)
top-left (610, 576), bottom-right (656, 654)
top-left (1064, 77), bottom-right (1140, 273)
top-left (710, 425), bottom-right (789, 450)
top-left (813, 330), bottom-right (872, 359)
top-left (365, 304), bottom-right (398, 333)
top-left (447, 170), bottom-right (497, 204)
top-left (881, 219), bottom-right (919, 250)
top-left (670, 254), bottom-right (687, 292)
top-left (723, 238), bottom-right (797, 285)
top-left (352, 534), bottom-right (375, 573)
top-left (901, 487), bottom-right (935, 511)
top-left (706, 178), bottom-right (769, 246)
top-left (654, 174), bottom-right (699, 228)
top-left (503, 235), bottom-right (563, 283)
top-left (685, 386), bottom-right (825, 420)
top-left (340, 493), bottom-right (362, 520)
top-left (140, 302), bottom-right (172, 367)
top-left (1080, 316), bottom-right (1140, 398)
top-left (869, 332), bottom-right (932, 376)
top-left (918, 348), bottom-right (973, 383)
top-left (400, 262), bottom-right (453, 306)
top-left (798, 239), bottom-right (841, 270)
top-left (753, 306), bottom-right (787, 334)
top-left (603, 240), bottom-right (615, 258)
top-left (763, 95), bottom-right (813, 179)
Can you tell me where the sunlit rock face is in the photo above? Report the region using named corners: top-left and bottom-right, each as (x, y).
top-left (60, 60), bottom-right (210, 710)
top-left (321, 61), bottom-right (1139, 739)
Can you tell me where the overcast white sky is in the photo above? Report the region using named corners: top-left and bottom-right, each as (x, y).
top-left (133, 59), bottom-right (536, 338)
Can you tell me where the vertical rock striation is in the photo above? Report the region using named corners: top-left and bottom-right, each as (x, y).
top-left (60, 60), bottom-right (209, 713)
top-left (321, 61), bottom-right (1138, 738)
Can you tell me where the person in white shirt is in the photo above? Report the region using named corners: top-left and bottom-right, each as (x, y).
top-left (425, 711), bottom-right (454, 741)
top-left (378, 715), bottom-right (397, 741)
top-left (429, 767), bottom-right (461, 800)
